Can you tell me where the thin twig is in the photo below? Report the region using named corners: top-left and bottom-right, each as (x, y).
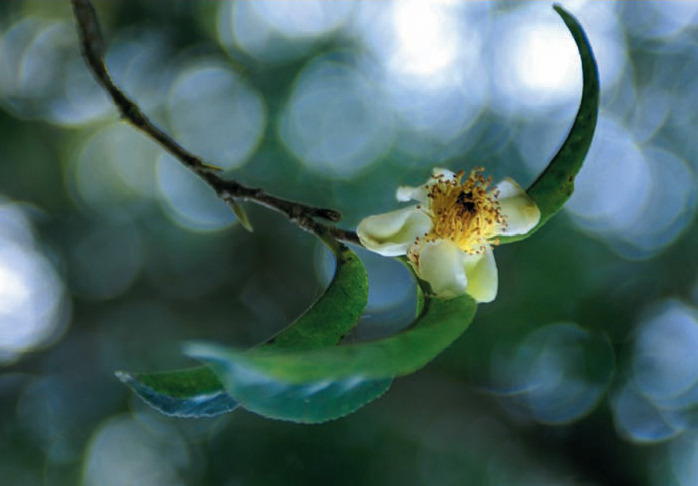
top-left (70, 0), bottom-right (360, 245)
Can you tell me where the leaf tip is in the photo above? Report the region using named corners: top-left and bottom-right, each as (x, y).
top-left (114, 370), bottom-right (132, 383)
top-left (182, 341), bottom-right (224, 362)
top-left (229, 200), bottom-right (253, 232)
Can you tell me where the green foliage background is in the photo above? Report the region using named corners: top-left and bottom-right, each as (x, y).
top-left (1, 1), bottom-right (698, 485)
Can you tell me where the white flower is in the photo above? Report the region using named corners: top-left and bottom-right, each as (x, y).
top-left (357, 167), bottom-right (540, 302)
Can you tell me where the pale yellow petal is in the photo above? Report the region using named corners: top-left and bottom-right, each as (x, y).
top-left (414, 240), bottom-right (467, 299)
top-left (494, 177), bottom-right (540, 236)
top-left (357, 206), bottom-right (431, 257)
top-left (462, 250), bottom-right (498, 303)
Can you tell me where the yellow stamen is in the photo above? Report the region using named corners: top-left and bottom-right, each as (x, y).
top-left (423, 167), bottom-right (505, 254)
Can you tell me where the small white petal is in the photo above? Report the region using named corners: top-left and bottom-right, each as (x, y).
top-left (414, 240), bottom-right (467, 299)
top-left (462, 250), bottom-right (498, 303)
top-left (494, 177), bottom-right (526, 199)
top-left (431, 167), bottom-right (457, 180)
top-left (357, 206), bottom-right (431, 257)
top-left (396, 167), bottom-right (458, 203)
top-left (493, 178), bottom-right (540, 236)
top-left (498, 196), bottom-right (540, 236)
top-left (396, 184), bottom-right (427, 203)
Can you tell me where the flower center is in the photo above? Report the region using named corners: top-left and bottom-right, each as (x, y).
top-left (423, 168), bottom-right (505, 254)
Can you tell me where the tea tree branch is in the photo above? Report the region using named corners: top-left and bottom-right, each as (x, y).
top-left (70, 0), bottom-right (360, 245)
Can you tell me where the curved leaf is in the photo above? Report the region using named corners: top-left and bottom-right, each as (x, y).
top-left (187, 293), bottom-right (478, 384)
top-left (117, 239), bottom-right (370, 418)
top-left (265, 241), bottom-right (368, 350)
top-left (219, 371), bottom-right (392, 424)
top-left (115, 367), bottom-right (237, 418)
top-left (499, 5), bottom-right (600, 245)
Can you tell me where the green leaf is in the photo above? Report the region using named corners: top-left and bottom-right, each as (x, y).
top-left (499, 5), bottom-right (600, 245)
top-left (186, 293), bottom-right (478, 384)
top-left (215, 371), bottom-right (392, 424)
top-left (264, 241), bottom-right (368, 350)
top-left (117, 239), bottom-right (370, 418)
top-left (115, 367), bottom-right (237, 418)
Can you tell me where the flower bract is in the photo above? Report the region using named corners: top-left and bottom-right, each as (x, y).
top-left (357, 167), bottom-right (540, 302)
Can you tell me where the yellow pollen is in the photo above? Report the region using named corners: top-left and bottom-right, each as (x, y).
top-left (423, 167), bottom-right (505, 254)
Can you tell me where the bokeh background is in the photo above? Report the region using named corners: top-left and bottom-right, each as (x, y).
top-left (1, 1), bottom-right (698, 484)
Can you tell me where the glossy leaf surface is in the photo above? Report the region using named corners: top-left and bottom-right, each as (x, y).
top-left (219, 371), bottom-right (392, 423)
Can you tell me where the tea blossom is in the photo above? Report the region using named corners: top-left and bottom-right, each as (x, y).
top-left (357, 167), bottom-right (540, 302)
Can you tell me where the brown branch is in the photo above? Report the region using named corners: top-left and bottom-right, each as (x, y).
top-left (70, 0), bottom-right (360, 245)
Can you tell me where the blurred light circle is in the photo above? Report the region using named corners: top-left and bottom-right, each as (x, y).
top-left (219, 0), bottom-right (353, 63)
top-left (0, 15), bottom-right (113, 126)
top-left (105, 31), bottom-right (172, 113)
top-left (670, 434), bottom-right (698, 486)
top-left (67, 222), bottom-right (143, 301)
top-left (564, 116), bottom-right (650, 233)
top-left (156, 153), bottom-right (236, 231)
top-left (47, 55), bottom-right (112, 126)
top-left (218, 1), bottom-right (310, 63)
top-left (83, 415), bottom-right (189, 486)
top-left (388, 79), bottom-right (487, 149)
top-left (353, 1), bottom-right (487, 146)
top-left (564, 113), bottom-right (697, 259)
top-left (631, 87), bottom-right (672, 143)
top-left (623, 1), bottom-right (698, 40)
top-left (16, 376), bottom-right (83, 462)
top-left (69, 123), bottom-right (162, 209)
top-left (566, 115), bottom-right (650, 221)
top-left (490, 3), bottom-right (624, 115)
top-left (49, 29), bottom-right (172, 127)
top-left (357, 1), bottom-right (484, 86)
top-left (249, 0), bottom-right (353, 38)
top-left (218, 0), bottom-right (271, 61)
top-left (0, 18), bottom-right (72, 117)
top-left (660, 387), bottom-right (698, 433)
top-left (383, 4), bottom-right (487, 147)
top-left (389, 0), bottom-right (460, 80)
top-left (490, 8), bottom-right (580, 114)
top-left (490, 323), bottom-right (613, 425)
top-left (633, 301), bottom-right (698, 403)
top-left (0, 202), bottom-right (68, 364)
top-left (612, 301), bottom-right (698, 444)
top-left (615, 147), bottom-right (696, 258)
top-left (611, 383), bottom-right (680, 443)
top-left (166, 59), bottom-right (266, 170)
top-left (279, 56), bottom-right (394, 178)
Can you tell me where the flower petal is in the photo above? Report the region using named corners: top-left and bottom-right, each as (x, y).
top-left (494, 177), bottom-right (525, 199)
top-left (414, 240), bottom-right (467, 299)
top-left (395, 168), bottom-right (457, 203)
top-left (494, 177), bottom-right (540, 236)
top-left (462, 250), bottom-right (498, 303)
top-left (432, 167), bottom-right (457, 180)
top-left (357, 206), bottom-right (431, 257)
top-left (396, 184), bottom-right (428, 203)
